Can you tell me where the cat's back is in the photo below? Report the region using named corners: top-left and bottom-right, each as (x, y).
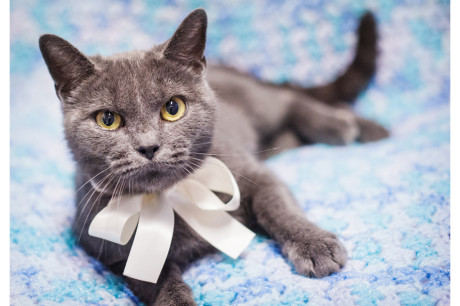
top-left (211, 97), bottom-right (258, 155)
top-left (207, 65), bottom-right (294, 140)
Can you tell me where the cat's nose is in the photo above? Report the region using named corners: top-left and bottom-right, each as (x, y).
top-left (137, 145), bottom-right (160, 160)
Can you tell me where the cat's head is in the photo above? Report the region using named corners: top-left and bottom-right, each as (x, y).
top-left (39, 9), bottom-right (215, 194)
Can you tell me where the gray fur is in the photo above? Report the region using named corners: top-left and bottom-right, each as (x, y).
top-left (39, 8), bottom-right (388, 305)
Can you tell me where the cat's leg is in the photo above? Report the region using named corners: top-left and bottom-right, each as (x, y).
top-left (120, 262), bottom-right (196, 306)
top-left (327, 101), bottom-right (390, 143)
top-left (356, 116), bottom-right (390, 143)
top-left (287, 96), bottom-right (389, 146)
top-left (226, 156), bottom-right (347, 277)
top-left (153, 263), bottom-right (195, 306)
top-left (288, 96), bottom-right (360, 146)
top-left (259, 129), bottom-right (302, 159)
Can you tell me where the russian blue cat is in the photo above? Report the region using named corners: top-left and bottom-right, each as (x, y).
top-left (39, 9), bottom-right (388, 305)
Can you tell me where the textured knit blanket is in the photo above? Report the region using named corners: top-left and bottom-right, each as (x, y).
top-left (10, 0), bottom-right (450, 305)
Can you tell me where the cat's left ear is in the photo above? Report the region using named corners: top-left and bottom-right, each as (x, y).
top-left (163, 8), bottom-right (207, 73)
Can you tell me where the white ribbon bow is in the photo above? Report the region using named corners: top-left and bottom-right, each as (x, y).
top-left (88, 157), bottom-right (256, 283)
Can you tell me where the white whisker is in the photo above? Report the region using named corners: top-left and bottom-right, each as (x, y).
top-left (188, 157), bottom-right (261, 188)
top-left (74, 167), bottom-right (111, 195)
top-left (190, 147), bottom-right (280, 158)
top-left (77, 174), bottom-right (117, 244)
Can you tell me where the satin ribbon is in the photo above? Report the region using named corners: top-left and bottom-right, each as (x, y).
top-left (88, 157), bottom-right (255, 283)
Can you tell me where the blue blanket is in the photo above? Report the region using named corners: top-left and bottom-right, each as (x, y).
top-left (11, 0), bottom-right (450, 304)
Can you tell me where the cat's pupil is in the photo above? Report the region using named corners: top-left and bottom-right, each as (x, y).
top-left (102, 111), bottom-right (115, 126)
top-left (166, 100), bottom-right (179, 115)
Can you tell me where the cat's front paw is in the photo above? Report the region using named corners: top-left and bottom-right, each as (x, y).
top-left (282, 231), bottom-right (347, 278)
top-left (154, 280), bottom-right (196, 306)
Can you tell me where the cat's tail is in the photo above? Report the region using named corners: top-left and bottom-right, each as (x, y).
top-left (304, 11), bottom-right (378, 105)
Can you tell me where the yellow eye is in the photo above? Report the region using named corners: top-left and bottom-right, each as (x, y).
top-left (160, 97), bottom-right (186, 122)
top-left (96, 110), bottom-right (122, 130)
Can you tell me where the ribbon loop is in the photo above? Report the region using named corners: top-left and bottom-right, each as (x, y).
top-left (88, 194), bottom-right (143, 245)
top-left (188, 157), bottom-right (237, 195)
top-left (174, 179), bottom-right (239, 211)
top-left (176, 157), bottom-right (240, 211)
top-left (89, 157), bottom-right (255, 283)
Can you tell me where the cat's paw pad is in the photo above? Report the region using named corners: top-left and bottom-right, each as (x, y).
top-left (282, 232), bottom-right (347, 278)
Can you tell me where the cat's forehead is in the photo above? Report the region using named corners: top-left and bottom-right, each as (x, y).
top-left (90, 51), bottom-right (202, 99)
top-left (93, 49), bottom-right (195, 81)
top-left (93, 51), bottom-right (157, 82)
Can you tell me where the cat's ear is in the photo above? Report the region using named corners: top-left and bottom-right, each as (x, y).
top-left (39, 34), bottom-right (95, 98)
top-left (163, 8), bottom-right (207, 73)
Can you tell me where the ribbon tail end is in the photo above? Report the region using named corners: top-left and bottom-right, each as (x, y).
top-left (123, 271), bottom-right (159, 284)
top-left (226, 231), bottom-right (256, 259)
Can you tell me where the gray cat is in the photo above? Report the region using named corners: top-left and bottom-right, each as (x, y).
top-left (39, 9), bottom-right (388, 305)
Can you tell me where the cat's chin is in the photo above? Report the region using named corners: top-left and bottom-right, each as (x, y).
top-left (88, 167), bottom-right (187, 196)
top-left (89, 177), bottom-right (178, 196)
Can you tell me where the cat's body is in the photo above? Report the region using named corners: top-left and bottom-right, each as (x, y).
top-left (40, 9), bottom-right (388, 305)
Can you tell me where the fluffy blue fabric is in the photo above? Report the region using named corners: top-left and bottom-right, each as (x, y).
top-left (11, 0), bottom-right (449, 304)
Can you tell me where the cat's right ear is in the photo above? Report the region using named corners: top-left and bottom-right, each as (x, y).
top-left (39, 34), bottom-right (94, 99)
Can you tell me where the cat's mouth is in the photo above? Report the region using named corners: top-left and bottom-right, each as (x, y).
top-left (90, 158), bottom-right (204, 195)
